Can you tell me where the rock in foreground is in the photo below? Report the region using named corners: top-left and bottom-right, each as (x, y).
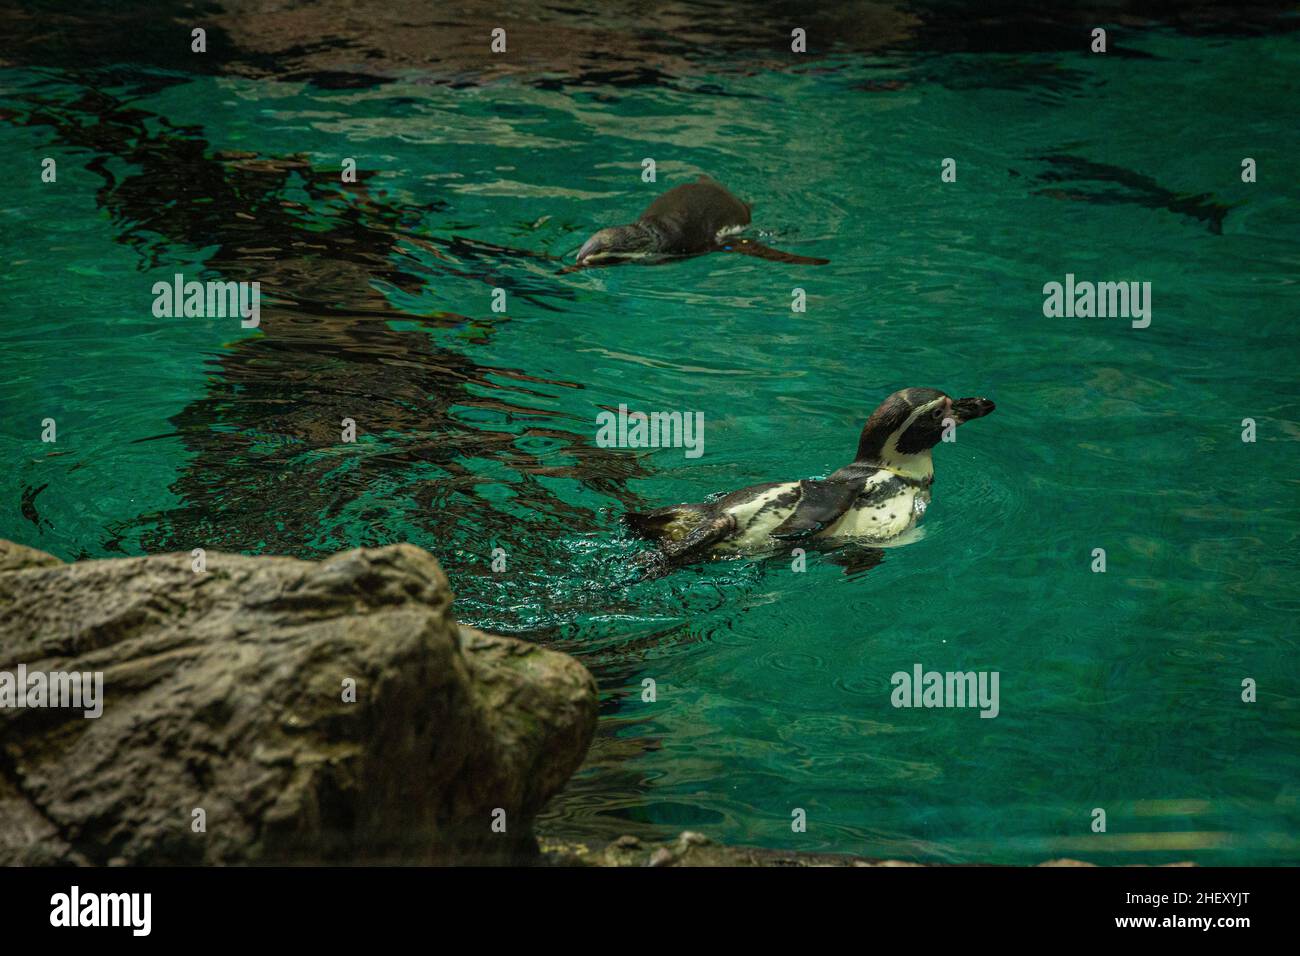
top-left (0, 540), bottom-right (597, 865)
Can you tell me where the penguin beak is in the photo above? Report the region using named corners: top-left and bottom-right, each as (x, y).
top-left (950, 397), bottom-right (995, 424)
top-left (576, 226), bottom-right (651, 265)
top-left (577, 229), bottom-right (622, 265)
top-left (575, 234), bottom-right (603, 264)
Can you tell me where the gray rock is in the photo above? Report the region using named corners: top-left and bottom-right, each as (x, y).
top-left (0, 540), bottom-right (597, 865)
top-left (0, 540), bottom-right (62, 574)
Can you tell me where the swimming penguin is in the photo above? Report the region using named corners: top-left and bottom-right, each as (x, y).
top-left (622, 388), bottom-right (995, 575)
top-left (569, 175), bottom-right (829, 270)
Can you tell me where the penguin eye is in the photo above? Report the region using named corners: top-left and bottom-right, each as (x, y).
top-left (930, 407), bottom-right (945, 420)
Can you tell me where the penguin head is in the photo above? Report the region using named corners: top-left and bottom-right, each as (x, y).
top-left (855, 387), bottom-right (995, 478)
top-left (575, 224), bottom-right (657, 265)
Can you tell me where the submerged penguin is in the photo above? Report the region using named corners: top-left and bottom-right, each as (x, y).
top-left (623, 388), bottom-right (995, 575)
top-left (569, 175), bottom-right (828, 270)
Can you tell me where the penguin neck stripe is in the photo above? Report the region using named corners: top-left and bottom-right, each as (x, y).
top-left (856, 398), bottom-right (943, 471)
top-left (891, 399), bottom-right (946, 480)
top-left (896, 398), bottom-right (945, 435)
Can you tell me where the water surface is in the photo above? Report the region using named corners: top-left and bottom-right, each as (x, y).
top-left (2, 5), bottom-right (1298, 863)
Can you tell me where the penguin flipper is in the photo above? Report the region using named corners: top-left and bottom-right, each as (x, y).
top-left (771, 479), bottom-right (862, 539)
top-left (823, 546), bottom-right (886, 579)
top-left (785, 538), bottom-right (885, 578)
top-left (719, 238), bottom-right (829, 265)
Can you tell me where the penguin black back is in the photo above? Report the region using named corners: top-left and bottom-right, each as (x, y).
top-left (637, 178), bottom-right (751, 253)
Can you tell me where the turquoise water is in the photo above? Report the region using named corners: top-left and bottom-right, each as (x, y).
top-left (2, 24), bottom-right (1298, 864)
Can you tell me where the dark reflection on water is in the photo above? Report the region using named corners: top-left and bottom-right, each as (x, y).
top-left (1029, 154), bottom-right (1232, 235)
top-left (2, 53), bottom-right (780, 847)
top-left (7, 79), bottom-right (648, 560)
top-left (4, 1), bottom-right (1297, 94)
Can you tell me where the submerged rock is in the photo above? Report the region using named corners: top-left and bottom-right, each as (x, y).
top-left (539, 832), bottom-right (1195, 867)
top-left (540, 831), bottom-right (909, 867)
top-left (0, 539), bottom-right (596, 865)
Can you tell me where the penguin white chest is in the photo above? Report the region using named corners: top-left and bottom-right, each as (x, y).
top-left (818, 484), bottom-right (928, 541)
